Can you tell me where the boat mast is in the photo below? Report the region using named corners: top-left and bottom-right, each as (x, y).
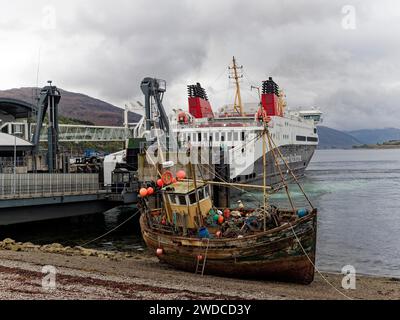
top-left (229, 56), bottom-right (244, 116)
top-left (190, 162), bottom-right (203, 227)
top-left (262, 122), bottom-right (269, 232)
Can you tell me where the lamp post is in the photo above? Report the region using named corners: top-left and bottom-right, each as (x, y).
top-left (13, 125), bottom-right (23, 195)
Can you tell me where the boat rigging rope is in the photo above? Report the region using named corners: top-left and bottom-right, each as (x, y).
top-left (209, 67), bottom-right (230, 88)
top-left (269, 135), bottom-right (314, 209)
top-left (195, 147), bottom-right (264, 206)
top-left (150, 132), bottom-right (263, 203)
top-left (288, 223), bottom-right (353, 300)
top-left (266, 128), bottom-right (296, 211)
top-left (79, 210), bottom-right (139, 247)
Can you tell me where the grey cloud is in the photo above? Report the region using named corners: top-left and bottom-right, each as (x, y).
top-left (1, 0), bottom-right (400, 130)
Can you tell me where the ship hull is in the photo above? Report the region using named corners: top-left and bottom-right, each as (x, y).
top-left (140, 209), bottom-right (317, 284)
top-left (230, 144), bottom-right (316, 186)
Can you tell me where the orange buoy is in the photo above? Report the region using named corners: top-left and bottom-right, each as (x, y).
top-left (147, 187), bottom-right (154, 195)
top-left (216, 231), bottom-right (222, 238)
top-left (139, 188), bottom-right (148, 197)
top-left (156, 179), bottom-right (164, 188)
top-left (218, 216), bottom-right (224, 224)
top-left (176, 170), bottom-right (186, 180)
top-left (156, 248), bottom-right (163, 256)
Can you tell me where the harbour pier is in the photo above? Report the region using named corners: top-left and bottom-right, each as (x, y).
top-left (0, 173), bottom-right (131, 225)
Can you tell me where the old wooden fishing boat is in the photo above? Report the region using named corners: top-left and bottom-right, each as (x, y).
top-left (140, 208), bottom-right (317, 284)
top-left (138, 117), bottom-right (318, 284)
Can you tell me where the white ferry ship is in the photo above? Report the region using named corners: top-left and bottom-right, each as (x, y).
top-left (167, 58), bottom-right (322, 185)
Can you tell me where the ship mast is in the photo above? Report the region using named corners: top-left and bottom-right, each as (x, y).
top-left (229, 56), bottom-right (244, 116)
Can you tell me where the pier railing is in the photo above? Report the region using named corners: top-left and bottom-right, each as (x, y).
top-left (0, 173), bottom-right (101, 199)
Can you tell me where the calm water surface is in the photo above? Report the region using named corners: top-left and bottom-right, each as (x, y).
top-left (1, 149), bottom-right (399, 278)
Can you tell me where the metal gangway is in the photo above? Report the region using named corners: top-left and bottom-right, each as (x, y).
top-left (1, 121), bottom-right (143, 142)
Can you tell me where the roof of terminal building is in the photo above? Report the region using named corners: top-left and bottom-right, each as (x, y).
top-left (0, 132), bottom-right (33, 152)
top-left (0, 98), bottom-right (36, 119)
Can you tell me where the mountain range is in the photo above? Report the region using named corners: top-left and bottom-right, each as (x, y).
top-left (346, 128), bottom-right (400, 144)
top-left (0, 87), bottom-right (141, 126)
top-left (317, 126), bottom-right (362, 149)
top-left (0, 87), bottom-right (398, 149)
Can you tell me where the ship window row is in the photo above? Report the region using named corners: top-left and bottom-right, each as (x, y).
top-left (296, 135), bottom-right (318, 142)
top-left (303, 115), bottom-right (321, 122)
top-left (185, 131), bottom-right (247, 143)
top-left (272, 133), bottom-right (289, 140)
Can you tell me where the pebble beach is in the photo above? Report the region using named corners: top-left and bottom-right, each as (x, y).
top-left (0, 239), bottom-right (399, 300)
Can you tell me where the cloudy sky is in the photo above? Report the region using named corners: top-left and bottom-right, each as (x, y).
top-left (1, 0), bottom-right (400, 130)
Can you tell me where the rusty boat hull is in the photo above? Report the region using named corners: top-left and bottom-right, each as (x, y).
top-left (140, 209), bottom-right (317, 284)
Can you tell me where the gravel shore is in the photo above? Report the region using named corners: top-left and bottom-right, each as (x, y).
top-left (1, 246), bottom-right (399, 300)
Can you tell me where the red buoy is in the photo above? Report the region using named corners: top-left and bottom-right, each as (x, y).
top-left (197, 254), bottom-right (203, 261)
top-left (156, 248), bottom-right (163, 256)
top-left (223, 208), bottom-right (231, 219)
top-left (162, 171), bottom-right (173, 185)
top-left (218, 216), bottom-right (224, 224)
top-left (178, 112), bottom-right (189, 124)
top-left (216, 231), bottom-right (222, 238)
top-left (156, 179), bottom-right (164, 188)
top-left (147, 187), bottom-right (154, 195)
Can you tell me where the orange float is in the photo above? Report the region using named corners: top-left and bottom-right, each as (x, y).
top-left (139, 188), bottom-right (148, 197)
top-left (218, 216), bottom-right (224, 224)
top-left (176, 170), bottom-right (186, 180)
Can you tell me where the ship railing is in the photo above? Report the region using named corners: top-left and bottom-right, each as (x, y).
top-left (175, 120), bottom-right (265, 130)
top-left (0, 173), bottom-right (104, 199)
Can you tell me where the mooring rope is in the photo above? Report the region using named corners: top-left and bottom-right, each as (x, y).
top-left (80, 210), bottom-right (139, 247)
top-left (288, 223), bottom-right (353, 300)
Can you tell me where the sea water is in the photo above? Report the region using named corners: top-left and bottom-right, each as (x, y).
top-left (2, 149), bottom-right (399, 278)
